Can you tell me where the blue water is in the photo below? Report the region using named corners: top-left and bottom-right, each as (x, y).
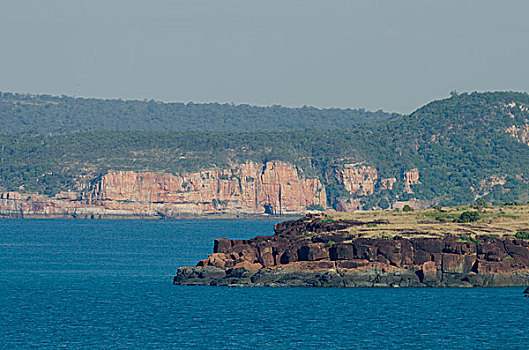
top-left (1, 219), bottom-right (528, 349)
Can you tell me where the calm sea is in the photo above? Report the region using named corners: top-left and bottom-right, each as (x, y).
top-left (0, 219), bottom-right (528, 349)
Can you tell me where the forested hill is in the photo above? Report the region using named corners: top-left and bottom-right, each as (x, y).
top-left (0, 92), bottom-right (397, 133)
top-left (1, 91), bottom-right (529, 207)
top-left (367, 91), bottom-right (529, 205)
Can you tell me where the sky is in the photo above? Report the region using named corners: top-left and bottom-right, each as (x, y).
top-left (1, 1), bottom-right (529, 114)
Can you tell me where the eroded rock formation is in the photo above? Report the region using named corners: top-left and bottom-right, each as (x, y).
top-left (474, 175), bottom-right (508, 199)
top-left (506, 125), bottom-right (529, 146)
top-left (86, 161), bottom-right (327, 215)
top-left (0, 162), bottom-right (424, 218)
top-left (175, 215), bottom-right (529, 287)
top-left (404, 168), bottom-right (420, 193)
top-left (380, 177), bottom-right (397, 190)
top-left (336, 163), bottom-right (378, 196)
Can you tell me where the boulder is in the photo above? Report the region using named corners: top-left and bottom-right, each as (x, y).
top-left (329, 244), bottom-right (354, 260)
top-left (297, 243), bottom-right (329, 261)
top-left (413, 238), bottom-right (443, 253)
top-left (443, 239), bottom-right (476, 254)
top-left (441, 253), bottom-right (475, 273)
top-left (378, 240), bottom-right (402, 266)
top-left (417, 261), bottom-right (438, 285)
top-left (214, 238), bottom-right (231, 253)
top-left (196, 253), bottom-right (228, 269)
top-left (258, 245), bottom-right (275, 267)
top-left (227, 261), bottom-right (263, 278)
top-left (413, 250), bottom-right (431, 265)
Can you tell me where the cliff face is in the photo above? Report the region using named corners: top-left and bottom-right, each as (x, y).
top-left (331, 164), bottom-right (420, 211)
top-left (404, 168), bottom-right (420, 193)
top-left (0, 161), bottom-right (424, 218)
top-left (0, 164), bottom-right (421, 218)
top-left (380, 177), bottom-right (396, 190)
top-left (474, 175), bottom-right (508, 199)
top-left (86, 161), bottom-right (326, 215)
top-left (336, 163), bottom-right (378, 196)
top-left (0, 191), bottom-right (129, 218)
top-left (174, 214), bottom-right (529, 287)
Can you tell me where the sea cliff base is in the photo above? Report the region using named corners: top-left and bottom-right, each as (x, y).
top-left (174, 208), bottom-right (529, 288)
top-left (175, 265), bottom-right (529, 288)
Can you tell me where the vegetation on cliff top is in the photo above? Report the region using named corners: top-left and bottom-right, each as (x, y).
top-left (308, 203), bottom-right (529, 240)
top-left (1, 91), bottom-right (529, 208)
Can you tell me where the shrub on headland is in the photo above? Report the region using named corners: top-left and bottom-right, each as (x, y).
top-left (457, 211), bottom-right (480, 223)
top-left (402, 205), bottom-right (413, 212)
top-left (515, 231), bottom-right (529, 239)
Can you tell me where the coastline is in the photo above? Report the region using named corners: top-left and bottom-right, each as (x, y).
top-left (174, 208), bottom-right (529, 288)
top-left (0, 212), bottom-right (299, 220)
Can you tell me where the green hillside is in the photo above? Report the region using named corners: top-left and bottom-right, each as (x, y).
top-left (0, 92), bottom-right (395, 133)
top-left (1, 91), bottom-right (529, 208)
top-left (370, 92), bottom-right (529, 205)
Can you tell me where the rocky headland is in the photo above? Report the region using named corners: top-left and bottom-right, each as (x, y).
top-left (174, 205), bottom-right (529, 287)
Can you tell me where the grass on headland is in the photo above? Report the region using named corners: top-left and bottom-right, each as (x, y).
top-left (309, 203), bottom-right (529, 240)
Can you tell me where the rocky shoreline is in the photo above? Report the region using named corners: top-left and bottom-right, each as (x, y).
top-left (0, 211), bottom-right (297, 220)
top-left (174, 212), bottom-right (529, 288)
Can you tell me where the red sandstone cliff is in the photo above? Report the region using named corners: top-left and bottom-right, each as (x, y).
top-left (0, 162), bottom-right (424, 218)
top-left (85, 161), bottom-right (326, 215)
top-left (335, 163), bottom-right (378, 196)
top-left (404, 168), bottom-right (420, 193)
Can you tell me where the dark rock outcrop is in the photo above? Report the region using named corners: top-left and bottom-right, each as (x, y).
top-left (174, 215), bottom-right (529, 287)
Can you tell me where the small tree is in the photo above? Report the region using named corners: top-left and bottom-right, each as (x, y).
top-left (476, 199), bottom-right (487, 207)
top-left (515, 231), bottom-right (529, 239)
top-left (378, 198), bottom-right (390, 210)
top-left (457, 211), bottom-right (480, 223)
top-left (472, 198), bottom-right (487, 211)
top-left (402, 204), bottom-right (413, 212)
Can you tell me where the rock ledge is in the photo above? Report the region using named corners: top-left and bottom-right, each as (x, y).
top-left (174, 214), bottom-right (529, 287)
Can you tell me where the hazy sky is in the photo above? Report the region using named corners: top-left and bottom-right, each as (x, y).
top-left (1, 1), bottom-right (529, 113)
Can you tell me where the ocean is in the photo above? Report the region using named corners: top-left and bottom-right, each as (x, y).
top-left (0, 219), bottom-right (528, 349)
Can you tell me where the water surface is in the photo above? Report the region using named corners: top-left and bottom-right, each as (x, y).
top-left (0, 219), bottom-right (527, 349)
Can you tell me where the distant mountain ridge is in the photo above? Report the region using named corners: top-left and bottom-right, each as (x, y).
top-left (0, 92), bottom-right (397, 133)
top-left (1, 91), bottom-right (529, 215)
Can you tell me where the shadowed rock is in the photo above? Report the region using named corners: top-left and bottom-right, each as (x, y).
top-left (175, 215), bottom-right (529, 288)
